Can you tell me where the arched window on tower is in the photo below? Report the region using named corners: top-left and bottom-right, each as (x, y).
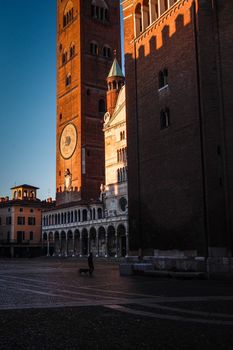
top-left (66, 73), bottom-right (71, 87)
top-left (158, 68), bottom-right (168, 89)
top-left (103, 45), bottom-right (111, 59)
top-left (134, 3), bottom-right (142, 37)
top-left (63, 1), bottom-right (74, 28)
top-left (90, 41), bottom-right (98, 56)
top-left (150, 0), bottom-right (159, 22)
top-left (91, 0), bottom-right (109, 22)
top-left (160, 0), bottom-right (169, 15)
top-left (62, 50), bottom-right (67, 65)
top-left (142, 0), bottom-right (150, 29)
top-left (69, 43), bottom-right (75, 59)
top-left (160, 108), bottom-right (170, 129)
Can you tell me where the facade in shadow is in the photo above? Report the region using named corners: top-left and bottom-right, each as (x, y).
top-left (122, 0), bottom-right (233, 271)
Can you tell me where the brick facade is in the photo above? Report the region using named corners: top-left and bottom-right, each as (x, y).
top-left (122, 0), bottom-right (233, 258)
top-left (56, 0), bottom-right (121, 205)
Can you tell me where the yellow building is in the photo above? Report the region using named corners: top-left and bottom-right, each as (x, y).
top-left (0, 185), bottom-right (53, 257)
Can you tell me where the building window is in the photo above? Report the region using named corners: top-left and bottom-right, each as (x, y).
top-left (97, 208), bottom-right (102, 219)
top-left (6, 217), bottom-right (12, 225)
top-left (158, 68), bottom-right (168, 89)
top-left (17, 231), bottom-right (25, 243)
top-left (66, 74), bottom-right (71, 86)
top-left (119, 197), bottom-right (127, 212)
top-left (63, 6), bottom-right (74, 28)
top-left (103, 46), bottom-right (111, 58)
top-left (90, 41), bottom-right (98, 55)
top-left (20, 208), bottom-right (23, 212)
top-left (17, 217), bottom-right (25, 225)
top-left (70, 44), bottom-right (75, 59)
top-left (30, 209), bottom-right (34, 213)
top-left (28, 217), bottom-right (36, 225)
top-left (82, 209), bottom-right (87, 222)
top-left (91, 1), bottom-right (108, 22)
top-left (135, 3), bottom-right (142, 37)
top-left (120, 131), bottom-right (126, 140)
top-left (62, 51), bottom-right (67, 65)
top-left (160, 108), bottom-right (170, 129)
top-left (30, 231), bottom-right (34, 241)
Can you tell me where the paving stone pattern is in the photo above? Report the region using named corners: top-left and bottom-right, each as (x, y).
top-left (0, 258), bottom-right (233, 349)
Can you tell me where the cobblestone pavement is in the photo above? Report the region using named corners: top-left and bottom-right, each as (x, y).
top-left (0, 258), bottom-right (233, 349)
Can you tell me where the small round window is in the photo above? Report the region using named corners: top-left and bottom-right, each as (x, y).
top-left (119, 197), bottom-right (127, 212)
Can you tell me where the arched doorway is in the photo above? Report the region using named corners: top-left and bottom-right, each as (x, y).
top-left (107, 225), bottom-right (116, 257)
top-left (48, 232), bottom-right (54, 256)
top-left (54, 231), bottom-right (60, 256)
top-left (67, 231), bottom-right (73, 256)
top-left (89, 227), bottom-right (97, 256)
top-left (61, 231), bottom-right (66, 256)
top-left (81, 229), bottom-right (88, 256)
top-left (98, 226), bottom-right (106, 257)
top-left (74, 230), bottom-right (80, 256)
top-left (117, 224), bottom-right (127, 257)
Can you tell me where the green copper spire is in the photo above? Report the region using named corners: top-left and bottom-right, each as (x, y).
top-left (108, 58), bottom-right (124, 78)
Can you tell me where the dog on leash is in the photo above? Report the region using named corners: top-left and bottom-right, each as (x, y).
top-left (79, 268), bottom-right (90, 275)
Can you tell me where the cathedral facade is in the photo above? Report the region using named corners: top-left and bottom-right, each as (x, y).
top-left (122, 0), bottom-right (233, 272)
top-left (42, 0), bottom-right (128, 258)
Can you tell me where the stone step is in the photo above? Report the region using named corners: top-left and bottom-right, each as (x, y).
top-left (143, 270), bottom-right (207, 279)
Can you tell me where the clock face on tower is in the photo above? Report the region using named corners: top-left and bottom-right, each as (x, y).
top-left (60, 123), bottom-right (77, 159)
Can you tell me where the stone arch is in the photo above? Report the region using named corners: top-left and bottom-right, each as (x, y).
top-left (67, 230), bottom-right (73, 256)
top-left (98, 226), bottom-right (106, 257)
top-left (81, 228), bottom-right (88, 255)
top-left (74, 229), bottom-right (80, 255)
top-left (117, 224), bottom-right (127, 257)
top-left (61, 231), bottom-right (66, 256)
top-left (89, 227), bottom-right (97, 256)
top-left (54, 231), bottom-right (60, 256)
top-left (107, 225), bottom-right (116, 257)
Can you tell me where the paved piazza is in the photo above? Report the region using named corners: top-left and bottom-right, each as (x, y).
top-left (0, 259), bottom-right (233, 349)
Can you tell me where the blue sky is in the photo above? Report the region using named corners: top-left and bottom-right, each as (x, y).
top-left (0, 1), bottom-right (56, 200)
top-left (0, 1), bottom-right (124, 200)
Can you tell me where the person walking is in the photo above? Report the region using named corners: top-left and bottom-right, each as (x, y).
top-left (88, 252), bottom-right (94, 275)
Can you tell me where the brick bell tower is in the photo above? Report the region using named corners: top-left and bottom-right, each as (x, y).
top-left (106, 55), bottom-right (125, 116)
top-left (56, 0), bottom-right (121, 205)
